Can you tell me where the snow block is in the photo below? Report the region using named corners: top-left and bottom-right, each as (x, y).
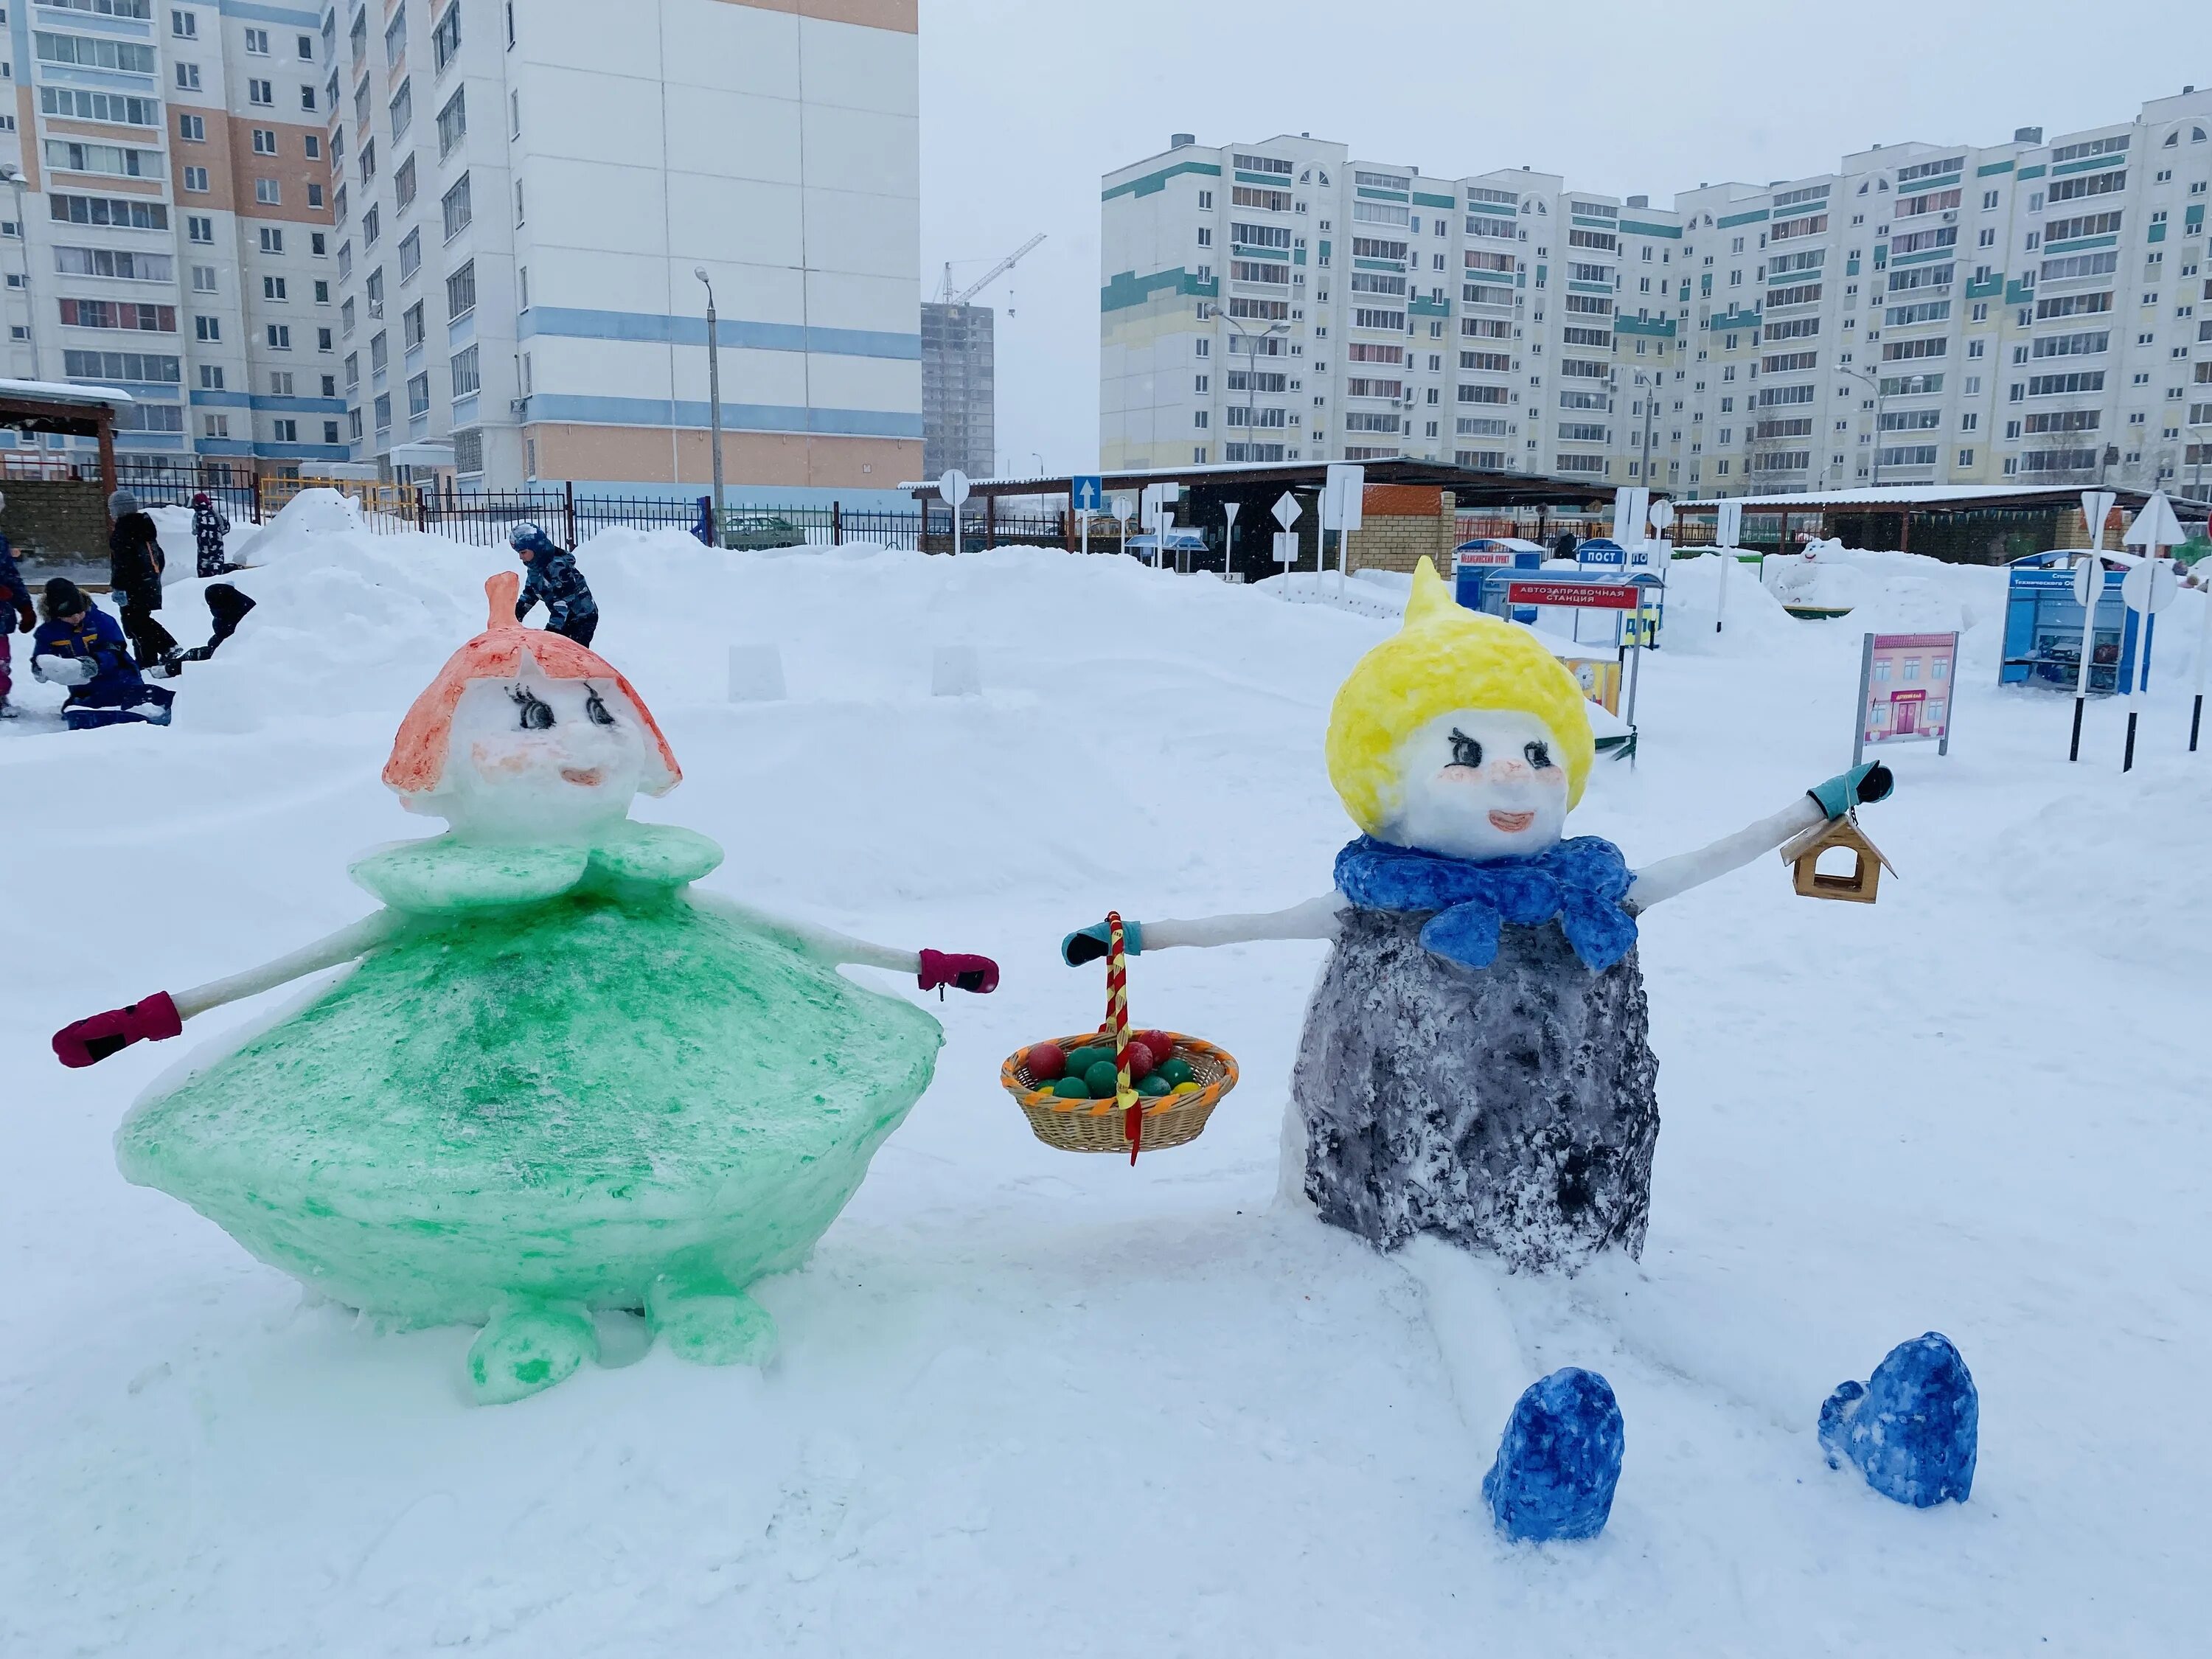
top-left (1482, 1367), bottom-right (1625, 1543)
top-left (1291, 908), bottom-right (1660, 1270)
top-left (1819, 1332), bottom-right (1978, 1507)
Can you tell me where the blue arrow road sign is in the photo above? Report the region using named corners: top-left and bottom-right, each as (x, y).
top-left (1072, 476), bottom-right (1105, 512)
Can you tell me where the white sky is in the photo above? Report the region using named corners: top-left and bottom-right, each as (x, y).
top-left (917, 0), bottom-right (2205, 476)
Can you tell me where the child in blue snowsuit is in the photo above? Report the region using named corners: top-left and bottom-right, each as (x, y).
top-left (31, 578), bottom-right (175, 730)
top-left (509, 521), bottom-right (598, 647)
top-left (0, 507), bottom-right (35, 718)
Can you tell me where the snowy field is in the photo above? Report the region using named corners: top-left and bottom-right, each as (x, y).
top-left (3, 505), bottom-right (2207, 1656)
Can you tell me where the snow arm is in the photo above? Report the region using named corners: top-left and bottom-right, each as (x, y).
top-left (52, 909), bottom-right (406, 1067)
top-left (686, 891), bottom-right (1000, 993)
top-left (1624, 799), bottom-right (1823, 913)
top-left (1062, 893), bottom-right (1345, 964)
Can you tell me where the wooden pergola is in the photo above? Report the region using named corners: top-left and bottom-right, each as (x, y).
top-left (0, 378), bottom-right (128, 499)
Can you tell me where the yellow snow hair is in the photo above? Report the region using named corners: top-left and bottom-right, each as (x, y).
top-left (1326, 557), bottom-right (1595, 833)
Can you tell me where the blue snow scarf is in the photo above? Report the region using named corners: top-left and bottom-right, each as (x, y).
top-left (1333, 834), bottom-right (1638, 973)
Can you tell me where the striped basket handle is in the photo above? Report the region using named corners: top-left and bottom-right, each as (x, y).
top-left (1104, 911), bottom-right (1142, 1164)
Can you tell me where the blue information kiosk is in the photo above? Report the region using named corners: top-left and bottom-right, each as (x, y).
top-left (2000, 552), bottom-right (2143, 695)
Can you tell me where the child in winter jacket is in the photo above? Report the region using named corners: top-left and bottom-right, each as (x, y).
top-left (107, 489), bottom-right (178, 670)
top-left (191, 493), bottom-right (232, 579)
top-left (509, 521), bottom-right (599, 647)
top-left (32, 577), bottom-right (175, 729)
top-left (0, 497), bottom-right (35, 718)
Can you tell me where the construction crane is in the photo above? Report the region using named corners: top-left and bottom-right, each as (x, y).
top-left (936, 234), bottom-right (1047, 307)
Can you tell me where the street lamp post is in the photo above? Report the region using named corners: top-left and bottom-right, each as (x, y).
top-left (692, 267), bottom-right (725, 543)
top-left (1, 166), bottom-right (38, 379)
top-left (1223, 314), bottom-right (1289, 467)
top-left (1838, 364), bottom-right (1884, 489)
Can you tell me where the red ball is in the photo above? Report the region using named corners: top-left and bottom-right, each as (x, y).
top-left (1025, 1041), bottom-right (1067, 1082)
top-left (1138, 1029), bottom-right (1175, 1062)
top-left (1123, 1041), bottom-right (1157, 1081)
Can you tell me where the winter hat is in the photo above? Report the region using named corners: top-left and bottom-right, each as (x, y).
top-left (108, 488), bottom-right (139, 518)
top-left (41, 577), bottom-right (87, 619)
top-left (192, 492), bottom-right (211, 507)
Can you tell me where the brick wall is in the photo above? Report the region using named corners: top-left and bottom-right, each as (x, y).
top-left (1, 480), bottom-right (111, 568)
top-left (1348, 487), bottom-right (1458, 575)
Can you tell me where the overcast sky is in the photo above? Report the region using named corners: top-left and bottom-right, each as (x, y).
top-left (916, 0), bottom-right (2205, 477)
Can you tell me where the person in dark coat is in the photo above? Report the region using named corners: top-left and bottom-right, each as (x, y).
top-left (0, 493), bottom-right (35, 718)
top-left (31, 577), bottom-right (175, 729)
top-left (108, 488), bottom-right (179, 670)
top-left (191, 492), bottom-right (233, 579)
top-left (509, 521), bottom-right (599, 647)
top-left (175, 583), bottom-right (257, 663)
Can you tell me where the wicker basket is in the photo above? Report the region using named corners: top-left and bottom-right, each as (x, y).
top-left (1001, 1032), bottom-right (1239, 1157)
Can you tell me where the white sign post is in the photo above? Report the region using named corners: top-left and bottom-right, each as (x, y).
top-left (1324, 463), bottom-right (1365, 594)
top-left (1271, 491), bottom-right (1303, 594)
top-left (1113, 494), bottom-right (1133, 562)
top-left (1220, 499), bottom-right (1240, 581)
top-left (1714, 498), bottom-right (1745, 635)
top-left (2070, 490), bottom-right (2115, 762)
top-left (939, 468), bottom-right (970, 560)
top-left (2121, 489), bottom-right (2188, 771)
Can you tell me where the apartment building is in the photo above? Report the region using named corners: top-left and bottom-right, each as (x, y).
top-left (322, 0), bottom-right (921, 498)
top-left (1, 0), bottom-right (341, 470)
top-left (1102, 86), bottom-right (2212, 500)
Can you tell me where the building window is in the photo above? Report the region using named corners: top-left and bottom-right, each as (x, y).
top-left (389, 78), bottom-right (412, 141)
top-left (198, 365), bottom-right (223, 389)
top-left (202, 413), bottom-right (228, 437)
top-left (445, 259), bottom-right (476, 319)
top-left (244, 25), bottom-right (268, 54)
top-left (514, 179), bottom-right (524, 225)
top-left (362, 205), bottom-right (379, 245)
top-left (407, 371), bottom-right (429, 417)
top-left (272, 418), bottom-right (299, 442)
top-left (262, 275), bottom-right (288, 301)
top-left (171, 8), bottom-right (196, 36)
top-left (374, 392), bottom-right (392, 431)
top-left (267, 323), bottom-right (292, 349)
top-left (394, 155), bottom-right (416, 212)
top-left (254, 178), bottom-right (280, 205)
top-left (403, 299), bottom-right (424, 349)
top-left (322, 420), bottom-right (340, 445)
top-left (437, 88), bottom-right (465, 158)
top-left (195, 315), bottom-right (219, 340)
top-left (187, 214), bottom-right (212, 243)
top-left (178, 112), bottom-right (204, 142)
top-left (189, 264), bottom-right (215, 292)
top-left (175, 62), bottom-right (200, 90)
top-left (306, 184), bottom-right (324, 209)
top-left (259, 226), bottom-right (285, 254)
top-left (183, 166), bottom-right (209, 193)
top-left (251, 128), bottom-right (277, 155)
top-left (433, 1), bottom-right (461, 71)
top-left (450, 344), bottom-right (479, 395)
top-left (248, 78), bottom-right (273, 105)
top-left (442, 173), bottom-right (473, 239)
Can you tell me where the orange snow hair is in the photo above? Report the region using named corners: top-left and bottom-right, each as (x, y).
top-left (382, 571), bottom-right (681, 798)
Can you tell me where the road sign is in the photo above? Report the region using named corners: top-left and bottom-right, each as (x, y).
top-left (1272, 491), bottom-right (1301, 529)
top-left (1273, 532), bottom-right (1299, 563)
top-left (2072, 552), bottom-right (2105, 608)
top-left (2123, 559), bottom-right (2178, 615)
top-left (1113, 494), bottom-right (1135, 524)
top-left (1072, 475), bottom-right (1105, 513)
top-left (1576, 538), bottom-right (1628, 568)
top-left (1141, 481), bottom-right (1177, 532)
top-left (1324, 464), bottom-right (1366, 532)
top-left (1504, 578), bottom-right (1641, 610)
top-left (939, 469), bottom-right (970, 507)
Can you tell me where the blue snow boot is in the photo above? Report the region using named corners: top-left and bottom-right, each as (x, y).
top-left (1482, 1367), bottom-right (1625, 1543)
top-left (1818, 1331), bottom-right (1978, 1507)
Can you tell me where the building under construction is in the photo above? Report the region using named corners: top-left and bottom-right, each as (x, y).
top-left (922, 302), bottom-right (995, 481)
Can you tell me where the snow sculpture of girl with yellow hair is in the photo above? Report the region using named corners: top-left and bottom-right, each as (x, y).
top-left (1062, 558), bottom-right (1893, 1270)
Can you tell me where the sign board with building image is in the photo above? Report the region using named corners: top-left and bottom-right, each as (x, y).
top-left (1854, 631), bottom-right (1958, 764)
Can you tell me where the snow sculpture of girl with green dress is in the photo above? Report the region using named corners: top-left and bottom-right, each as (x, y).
top-left (55, 573), bottom-right (1000, 1403)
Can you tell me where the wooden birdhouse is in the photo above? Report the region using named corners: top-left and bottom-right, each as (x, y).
top-left (1780, 813), bottom-right (1896, 905)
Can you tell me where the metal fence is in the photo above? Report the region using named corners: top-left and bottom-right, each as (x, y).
top-left (85, 461), bottom-right (954, 552)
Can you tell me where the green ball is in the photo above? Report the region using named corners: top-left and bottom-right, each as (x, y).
top-left (1084, 1060), bottom-right (1122, 1098)
top-left (1137, 1072), bottom-right (1172, 1098)
top-left (1051, 1075), bottom-right (1091, 1100)
top-left (1065, 1046), bottom-right (1105, 1077)
top-left (1157, 1057), bottom-right (1196, 1088)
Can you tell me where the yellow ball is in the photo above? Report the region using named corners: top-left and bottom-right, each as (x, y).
top-left (1172, 1081), bottom-right (1200, 1095)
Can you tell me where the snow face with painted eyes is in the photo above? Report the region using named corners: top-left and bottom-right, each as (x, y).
top-left (1382, 706), bottom-right (1572, 863)
top-left (426, 651), bottom-right (651, 841)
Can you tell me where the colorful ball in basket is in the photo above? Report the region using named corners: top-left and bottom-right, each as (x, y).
top-left (1002, 911), bottom-right (1237, 1162)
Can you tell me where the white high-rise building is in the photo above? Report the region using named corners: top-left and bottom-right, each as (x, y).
top-left (328, 0), bottom-right (922, 498)
top-left (1, 0), bottom-right (341, 470)
top-left (1102, 86), bottom-right (2212, 501)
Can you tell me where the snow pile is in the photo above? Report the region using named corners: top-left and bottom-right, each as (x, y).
top-left (4, 530), bottom-right (2210, 1654)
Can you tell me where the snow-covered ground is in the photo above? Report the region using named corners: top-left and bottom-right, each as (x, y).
top-left (3, 512), bottom-right (2206, 1656)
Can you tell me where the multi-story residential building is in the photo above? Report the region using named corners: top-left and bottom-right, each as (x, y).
top-left (1102, 85), bottom-right (2212, 501)
top-left (321, 0), bottom-right (921, 498)
top-left (1, 0), bottom-right (341, 473)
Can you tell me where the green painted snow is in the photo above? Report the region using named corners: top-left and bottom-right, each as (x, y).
top-left (116, 858), bottom-right (942, 1329)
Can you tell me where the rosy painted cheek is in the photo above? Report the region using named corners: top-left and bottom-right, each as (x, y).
top-left (470, 740), bottom-right (554, 779)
